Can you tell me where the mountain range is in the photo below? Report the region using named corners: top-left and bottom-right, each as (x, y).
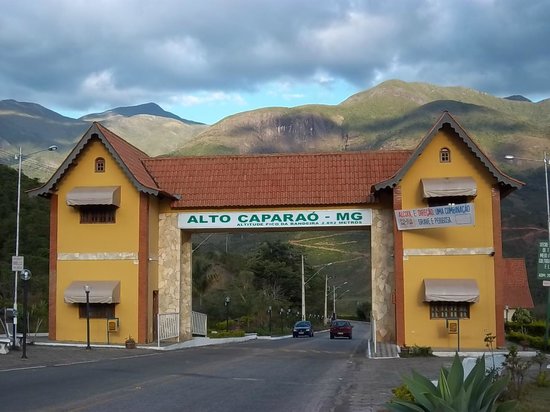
top-left (1, 79), bottom-right (549, 309)
top-left (2, 80), bottom-right (550, 173)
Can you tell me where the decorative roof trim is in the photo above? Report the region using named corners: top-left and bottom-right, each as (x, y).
top-left (372, 111), bottom-right (524, 195)
top-left (29, 123), bottom-right (171, 198)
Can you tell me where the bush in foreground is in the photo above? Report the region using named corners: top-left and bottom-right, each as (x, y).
top-left (386, 353), bottom-right (516, 411)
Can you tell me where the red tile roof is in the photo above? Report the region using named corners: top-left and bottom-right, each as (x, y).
top-left (95, 123), bottom-right (161, 193)
top-left (143, 151), bottom-right (412, 209)
top-left (503, 258), bottom-right (534, 309)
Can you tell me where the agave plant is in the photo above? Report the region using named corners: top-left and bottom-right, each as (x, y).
top-left (386, 353), bottom-right (516, 411)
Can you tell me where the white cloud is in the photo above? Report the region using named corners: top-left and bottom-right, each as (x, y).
top-left (1, 0), bottom-right (549, 121)
top-left (171, 91), bottom-right (245, 107)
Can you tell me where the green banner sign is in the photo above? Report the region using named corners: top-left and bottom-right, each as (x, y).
top-left (178, 208), bottom-right (372, 230)
top-left (538, 241), bottom-right (550, 279)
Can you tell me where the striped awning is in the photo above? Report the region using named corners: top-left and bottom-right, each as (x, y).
top-left (421, 177), bottom-right (477, 198)
top-left (66, 186), bottom-right (121, 207)
top-left (64, 281), bottom-right (120, 304)
top-left (423, 279), bottom-right (479, 303)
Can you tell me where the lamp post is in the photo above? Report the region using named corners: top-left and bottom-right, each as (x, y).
top-left (224, 296), bottom-right (231, 331)
top-left (301, 255), bottom-right (333, 321)
top-left (267, 306), bottom-right (272, 335)
top-left (20, 269), bottom-right (31, 359)
top-left (505, 153), bottom-right (550, 350)
top-left (84, 285), bottom-right (91, 350)
top-left (332, 282), bottom-right (349, 320)
top-left (324, 274), bottom-right (329, 324)
top-left (12, 144), bottom-right (57, 348)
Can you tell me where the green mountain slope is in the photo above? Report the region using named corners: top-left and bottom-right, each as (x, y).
top-left (174, 80), bottom-right (550, 164)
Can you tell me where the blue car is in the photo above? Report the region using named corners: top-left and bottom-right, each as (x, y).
top-left (293, 320), bottom-right (314, 337)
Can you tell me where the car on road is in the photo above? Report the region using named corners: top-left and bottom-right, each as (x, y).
top-left (330, 320), bottom-right (353, 339)
top-left (292, 320), bottom-right (314, 337)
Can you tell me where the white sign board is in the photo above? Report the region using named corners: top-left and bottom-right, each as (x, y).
top-left (11, 256), bottom-right (24, 272)
top-left (178, 209), bottom-right (372, 230)
top-left (395, 203), bottom-right (475, 230)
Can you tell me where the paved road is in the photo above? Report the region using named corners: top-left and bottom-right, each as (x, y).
top-left (0, 323), bottom-right (451, 411)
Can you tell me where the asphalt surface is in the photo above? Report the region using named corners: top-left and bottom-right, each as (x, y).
top-left (0, 342), bottom-right (155, 371)
top-left (0, 336), bottom-right (454, 411)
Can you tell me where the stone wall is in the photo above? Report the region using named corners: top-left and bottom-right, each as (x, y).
top-left (158, 213), bottom-right (192, 341)
top-left (371, 208), bottom-right (396, 342)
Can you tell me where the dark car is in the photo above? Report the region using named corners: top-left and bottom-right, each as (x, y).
top-left (292, 320), bottom-right (314, 338)
top-left (330, 320), bottom-right (353, 339)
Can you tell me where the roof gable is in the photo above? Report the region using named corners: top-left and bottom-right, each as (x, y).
top-left (372, 111), bottom-right (523, 196)
top-left (30, 122), bottom-right (167, 198)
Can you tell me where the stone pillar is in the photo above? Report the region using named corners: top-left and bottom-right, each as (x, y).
top-left (158, 213), bottom-right (181, 314)
top-left (158, 213), bottom-right (192, 341)
top-left (371, 208), bottom-right (396, 343)
top-left (180, 231), bottom-right (192, 340)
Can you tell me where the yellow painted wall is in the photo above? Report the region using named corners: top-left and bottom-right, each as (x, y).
top-left (147, 197), bottom-right (160, 342)
top-left (55, 140), bottom-right (142, 344)
top-left (399, 128), bottom-right (497, 349)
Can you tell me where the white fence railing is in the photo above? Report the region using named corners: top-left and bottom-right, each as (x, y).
top-left (192, 311), bottom-right (207, 337)
top-left (158, 312), bottom-right (179, 347)
top-left (370, 313), bottom-right (377, 355)
top-left (157, 311), bottom-right (208, 347)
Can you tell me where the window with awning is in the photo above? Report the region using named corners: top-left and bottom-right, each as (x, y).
top-left (423, 279), bottom-right (480, 303)
top-left (421, 177), bottom-right (477, 198)
top-left (66, 186), bottom-right (121, 207)
top-left (64, 281), bottom-right (120, 304)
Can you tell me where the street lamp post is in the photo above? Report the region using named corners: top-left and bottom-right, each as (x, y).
top-left (324, 274), bottom-right (329, 324)
top-left (301, 255), bottom-right (333, 321)
top-left (224, 296), bottom-right (231, 331)
top-left (267, 306), bottom-right (272, 335)
top-left (332, 282), bottom-right (349, 320)
top-left (20, 269), bottom-right (31, 359)
top-left (84, 285), bottom-right (91, 350)
top-left (505, 153), bottom-right (550, 350)
top-left (12, 144), bottom-right (57, 348)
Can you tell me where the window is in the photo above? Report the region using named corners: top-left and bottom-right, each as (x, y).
top-left (440, 148), bottom-right (451, 163)
top-left (80, 205), bottom-right (116, 223)
top-left (95, 157), bottom-right (105, 173)
top-left (430, 302), bottom-right (470, 319)
top-left (427, 196), bottom-right (469, 208)
top-left (79, 303), bottom-right (115, 319)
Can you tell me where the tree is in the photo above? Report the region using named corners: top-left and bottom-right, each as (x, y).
top-left (0, 165), bottom-right (50, 323)
top-left (247, 241), bottom-right (308, 306)
top-left (511, 308), bottom-right (533, 334)
top-left (192, 253), bottom-right (220, 309)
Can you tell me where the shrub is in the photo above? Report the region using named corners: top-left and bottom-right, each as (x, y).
top-left (399, 345), bottom-right (432, 358)
top-left (502, 345), bottom-right (532, 400)
top-left (532, 351), bottom-right (549, 388)
top-left (391, 384), bottom-right (414, 402)
top-left (386, 353), bottom-right (516, 411)
top-left (506, 331), bottom-right (548, 351)
top-left (506, 320), bottom-right (546, 336)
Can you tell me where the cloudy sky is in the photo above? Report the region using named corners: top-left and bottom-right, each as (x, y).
top-left (1, 0), bottom-right (549, 124)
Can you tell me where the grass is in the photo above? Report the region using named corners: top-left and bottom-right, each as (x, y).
top-left (516, 382), bottom-right (550, 411)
